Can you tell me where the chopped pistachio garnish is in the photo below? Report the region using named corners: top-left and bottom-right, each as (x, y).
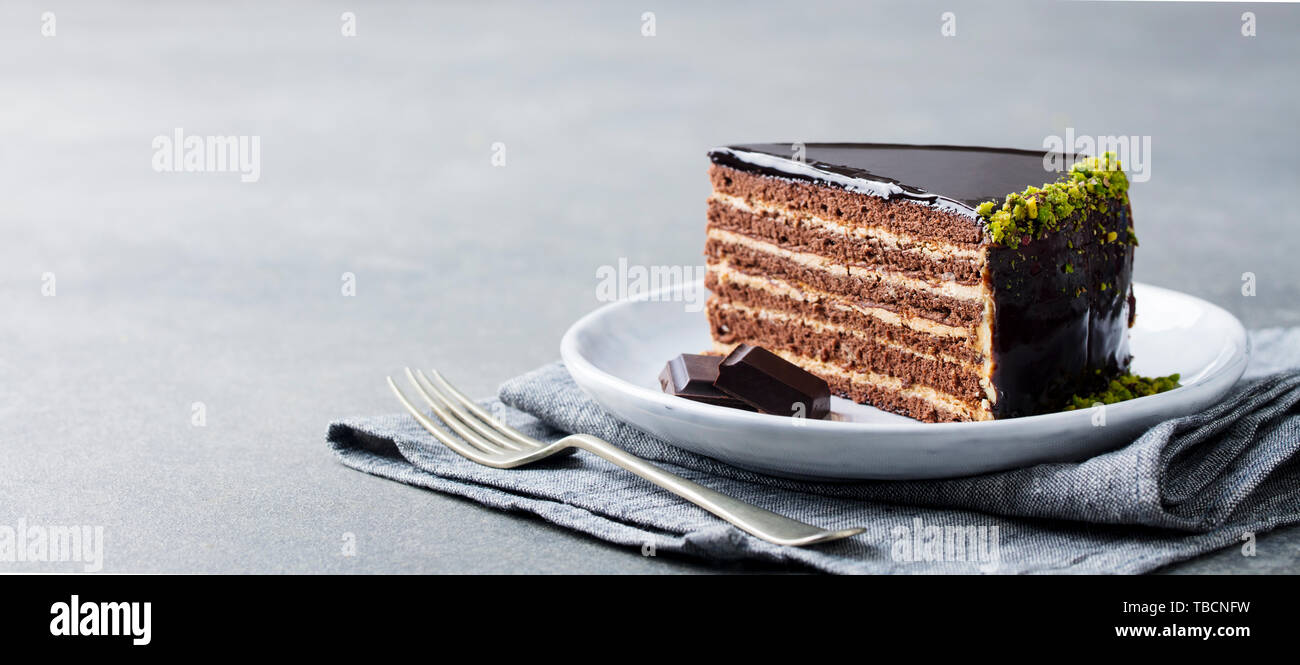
top-left (976, 152), bottom-right (1132, 250)
top-left (1062, 372), bottom-right (1180, 411)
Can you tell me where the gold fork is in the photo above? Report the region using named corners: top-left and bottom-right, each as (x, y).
top-left (388, 369), bottom-right (865, 547)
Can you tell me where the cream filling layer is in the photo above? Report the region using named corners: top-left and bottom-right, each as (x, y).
top-left (712, 341), bottom-right (991, 421)
top-left (707, 228), bottom-right (985, 303)
top-left (710, 192), bottom-right (983, 261)
top-left (714, 300), bottom-right (981, 373)
top-left (709, 261), bottom-right (973, 340)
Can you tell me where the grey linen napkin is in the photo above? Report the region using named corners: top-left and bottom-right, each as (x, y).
top-left (327, 328), bottom-right (1300, 574)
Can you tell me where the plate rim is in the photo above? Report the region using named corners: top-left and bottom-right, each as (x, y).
top-left (560, 280), bottom-right (1250, 433)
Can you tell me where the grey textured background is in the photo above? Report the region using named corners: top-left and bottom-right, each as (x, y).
top-left (1, 0), bottom-right (1296, 573)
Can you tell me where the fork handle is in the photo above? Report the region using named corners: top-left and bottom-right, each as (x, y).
top-left (563, 434), bottom-right (860, 547)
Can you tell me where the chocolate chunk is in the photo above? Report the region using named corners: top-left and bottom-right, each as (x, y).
top-left (714, 345), bottom-right (831, 419)
top-left (659, 354), bottom-right (754, 410)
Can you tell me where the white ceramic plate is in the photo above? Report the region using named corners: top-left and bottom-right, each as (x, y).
top-left (560, 282), bottom-right (1249, 480)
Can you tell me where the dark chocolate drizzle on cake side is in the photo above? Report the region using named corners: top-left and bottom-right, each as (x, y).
top-left (984, 202), bottom-right (1135, 418)
top-left (709, 142), bottom-right (1135, 418)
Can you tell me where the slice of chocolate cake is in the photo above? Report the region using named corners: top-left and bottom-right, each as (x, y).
top-left (705, 143), bottom-right (1136, 422)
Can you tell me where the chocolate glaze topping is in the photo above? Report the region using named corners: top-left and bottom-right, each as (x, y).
top-left (709, 143), bottom-right (1074, 213)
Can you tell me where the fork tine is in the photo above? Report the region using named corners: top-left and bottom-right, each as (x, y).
top-left (386, 377), bottom-right (498, 465)
top-left (429, 370), bottom-right (541, 449)
top-left (403, 368), bottom-right (505, 455)
top-left (413, 370), bottom-right (527, 451)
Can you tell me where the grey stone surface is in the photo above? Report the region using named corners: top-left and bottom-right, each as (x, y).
top-left (0, 0), bottom-right (1296, 573)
